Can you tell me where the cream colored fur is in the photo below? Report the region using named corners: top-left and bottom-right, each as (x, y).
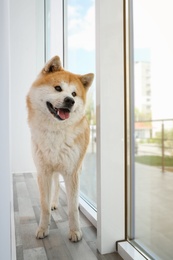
top-left (26, 56), bottom-right (94, 242)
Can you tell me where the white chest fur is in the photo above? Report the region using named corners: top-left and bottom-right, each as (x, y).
top-left (31, 126), bottom-right (81, 175)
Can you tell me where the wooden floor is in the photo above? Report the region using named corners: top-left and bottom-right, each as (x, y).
top-left (13, 173), bottom-right (123, 260)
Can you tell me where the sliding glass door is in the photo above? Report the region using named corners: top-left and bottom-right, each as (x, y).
top-left (65, 0), bottom-right (96, 209)
top-left (127, 0), bottom-right (173, 259)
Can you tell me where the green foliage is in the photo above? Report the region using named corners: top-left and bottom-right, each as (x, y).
top-left (85, 92), bottom-right (96, 125)
top-left (155, 129), bottom-right (173, 140)
top-left (135, 155), bottom-right (173, 167)
top-left (135, 108), bottom-right (152, 121)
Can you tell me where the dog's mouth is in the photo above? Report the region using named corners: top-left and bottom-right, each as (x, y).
top-left (46, 101), bottom-right (70, 121)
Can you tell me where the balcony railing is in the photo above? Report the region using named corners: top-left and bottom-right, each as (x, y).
top-left (135, 119), bottom-right (173, 173)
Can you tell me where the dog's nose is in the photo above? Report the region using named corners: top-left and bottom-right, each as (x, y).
top-left (64, 97), bottom-right (75, 107)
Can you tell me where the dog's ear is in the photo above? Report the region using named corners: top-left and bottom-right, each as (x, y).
top-left (42, 56), bottom-right (63, 74)
top-left (79, 73), bottom-right (94, 90)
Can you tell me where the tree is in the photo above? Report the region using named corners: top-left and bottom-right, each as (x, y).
top-left (85, 93), bottom-right (96, 125)
top-left (135, 108), bottom-right (152, 121)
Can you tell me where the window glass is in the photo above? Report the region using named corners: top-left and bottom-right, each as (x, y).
top-left (45, 0), bottom-right (63, 61)
top-left (128, 0), bottom-right (173, 259)
top-left (66, 0), bottom-right (96, 208)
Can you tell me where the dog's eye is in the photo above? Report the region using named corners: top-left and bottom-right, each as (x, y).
top-left (54, 86), bottom-right (62, 92)
top-left (72, 92), bottom-right (77, 97)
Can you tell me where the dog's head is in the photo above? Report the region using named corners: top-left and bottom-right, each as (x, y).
top-left (27, 56), bottom-right (94, 126)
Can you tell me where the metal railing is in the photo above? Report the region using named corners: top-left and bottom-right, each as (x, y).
top-left (135, 118), bottom-right (173, 172)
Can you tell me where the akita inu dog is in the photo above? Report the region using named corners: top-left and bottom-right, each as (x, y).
top-left (27, 56), bottom-right (94, 242)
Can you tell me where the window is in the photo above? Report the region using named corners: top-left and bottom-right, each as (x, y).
top-left (64, 0), bottom-right (96, 209)
top-left (45, 0), bottom-right (63, 61)
top-left (127, 0), bottom-right (173, 259)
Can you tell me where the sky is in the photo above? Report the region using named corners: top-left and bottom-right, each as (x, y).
top-left (67, 0), bottom-right (95, 75)
top-left (67, 0), bottom-right (96, 108)
top-left (134, 49), bottom-right (150, 62)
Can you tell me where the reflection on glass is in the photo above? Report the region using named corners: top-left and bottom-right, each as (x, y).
top-left (66, 0), bottom-right (96, 208)
top-left (129, 0), bottom-right (173, 259)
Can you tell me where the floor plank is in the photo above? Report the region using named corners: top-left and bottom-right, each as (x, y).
top-left (23, 247), bottom-right (47, 260)
top-left (13, 173), bottom-right (123, 260)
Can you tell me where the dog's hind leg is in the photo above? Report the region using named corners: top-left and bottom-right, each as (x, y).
top-left (36, 172), bottom-right (53, 239)
top-left (51, 172), bottom-right (59, 210)
top-left (64, 173), bottom-right (82, 242)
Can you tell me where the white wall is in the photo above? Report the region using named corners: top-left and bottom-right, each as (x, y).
top-left (10, 0), bottom-right (44, 173)
top-left (0, 0), bottom-right (11, 259)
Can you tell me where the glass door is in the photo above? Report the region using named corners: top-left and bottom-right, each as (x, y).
top-left (65, 0), bottom-right (96, 209)
top-left (127, 0), bottom-right (173, 259)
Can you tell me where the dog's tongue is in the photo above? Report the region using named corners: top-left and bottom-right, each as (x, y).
top-left (58, 109), bottom-right (70, 120)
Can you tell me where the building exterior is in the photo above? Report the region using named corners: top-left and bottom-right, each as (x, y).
top-left (135, 61), bottom-right (151, 116)
top-left (134, 61), bottom-right (152, 139)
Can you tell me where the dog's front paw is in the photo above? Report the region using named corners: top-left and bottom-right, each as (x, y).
top-left (51, 202), bottom-right (58, 210)
top-left (69, 230), bottom-right (82, 242)
top-left (36, 226), bottom-right (49, 239)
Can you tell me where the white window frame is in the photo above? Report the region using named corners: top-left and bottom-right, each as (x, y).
top-left (0, 1), bottom-right (11, 260)
top-left (96, 0), bottom-right (125, 254)
top-left (118, 0), bottom-right (149, 259)
top-left (44, 0), bottom-right (64, 62)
